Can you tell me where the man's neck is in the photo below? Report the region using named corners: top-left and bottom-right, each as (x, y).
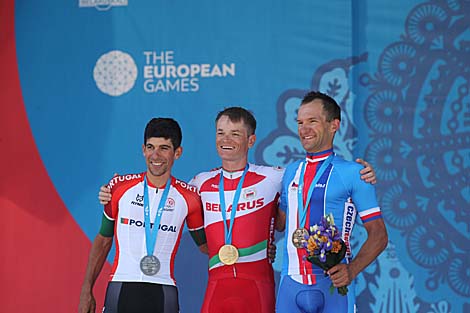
top-left (306, 148), bottom-right (333, 157)
top-left (146, 172), bottom-right (171, 188)
top-left (221, 159), bottom-right (248, 172)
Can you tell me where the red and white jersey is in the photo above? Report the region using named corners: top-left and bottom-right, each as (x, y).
top-left (190, 164), bottom-right (284, 277)
top-left (104, 173), bottom-right (204, 286)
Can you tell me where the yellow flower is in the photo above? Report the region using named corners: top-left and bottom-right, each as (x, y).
top-left (331, 240), bottom-right (342, 253)
top-left (307, 237), bottom-right (318, 254)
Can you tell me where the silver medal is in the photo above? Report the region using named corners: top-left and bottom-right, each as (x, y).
top-left (140, 255), bottom-right (160, 276)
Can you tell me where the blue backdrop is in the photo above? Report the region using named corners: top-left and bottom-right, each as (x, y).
top-left (9, 0), bottom-right (469, 312)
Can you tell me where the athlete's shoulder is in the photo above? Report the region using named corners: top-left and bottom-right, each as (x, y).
top-left (332, 155), bottom-right (363, 175)
top-left (173, 177), bottom-right (198, 194)
top-left (173, 177), bottom-right (202, 213)
top-left (106, 172), bottom-right (143, 192)
top-left (248, 163), bottom-right (285, 187)
top-left (249, 163), bottom-right (285, 176)
top-left (189, 168), bottom-right (220, 188)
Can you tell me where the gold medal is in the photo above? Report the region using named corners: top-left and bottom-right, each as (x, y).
top-left (292, 228), bottom-right (309, 248)
top-left (218, 244), bottom-right (239, 265)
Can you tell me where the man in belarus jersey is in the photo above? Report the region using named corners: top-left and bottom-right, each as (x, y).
top-left (190, 107), bottom-right (284, 313)
top-left (79, 118), bottom-right (206, 313)
top-left (276, 92), bottom-right (388, 313)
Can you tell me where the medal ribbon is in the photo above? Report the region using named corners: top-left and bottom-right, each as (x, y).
top-left (143, 175), bottom-right (171, 257)
top-left (219, 164), bottom-right (249, 245)
top-left (297, 154), bottom-right (333, 229)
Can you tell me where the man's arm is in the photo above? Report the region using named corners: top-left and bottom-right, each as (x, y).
top-left (78, 234), bottom-right (113, 313)
top-left (328, 218), bottom-right (388, 288)
top-left (265, 206), bottom-right (287, 263)
top-left (189, 228), bottom-right (208, 255)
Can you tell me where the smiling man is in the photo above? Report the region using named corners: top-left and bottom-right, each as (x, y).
top-left (276, 91), bottom-right (388, 313)
top-left (190, 108), bottom-right (284, 313)
top-left (79, 118), bottom-right (206, 313)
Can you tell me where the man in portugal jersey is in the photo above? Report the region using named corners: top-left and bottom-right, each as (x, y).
top-left (79, 118), bottom-right (207, 313)
top-left (276, 91), bottom-right (388, 313)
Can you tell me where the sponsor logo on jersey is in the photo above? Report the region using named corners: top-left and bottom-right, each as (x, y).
top-left (131, 193), bottom-right (144, 207)
top-left (130, 196), bottom-right (175, 211)
top-left (164, 197), bottom-right (175, 211)
top-left (342, 199), bottom-right (357, 258)
top-left (120, 218), bottom-right (177, 232)
top-left (290, 182), bottom-right (299, 191)
top-left (243, 188), bottom-right (256, 200)
top-left (205, 198), bottom-right (265, 212)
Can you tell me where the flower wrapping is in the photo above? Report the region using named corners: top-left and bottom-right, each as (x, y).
top-left (304, 213), bottom-right (348, 296)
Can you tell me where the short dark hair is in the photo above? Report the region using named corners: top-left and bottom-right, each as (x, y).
top-left (301, 91), bottom-right (341, 122)
top-left (144, 117), bottom-right (182, 149)
top-left (215, 107), bottom-right (257, 136)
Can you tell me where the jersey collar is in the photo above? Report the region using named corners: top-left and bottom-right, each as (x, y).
top-left (306, 149), bottom-right (334, 163)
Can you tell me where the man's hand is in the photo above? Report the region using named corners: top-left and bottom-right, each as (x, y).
top-left (78, 289), bottom-right (96, 313)
top-left (327, 263), bottom-right (355, 288)
top-left (98, 186), bottom-right (112, 205)
top-left (356, 158), bottom-right (377, 184)
top-left (198, 243), bottom-right (209, 255)
top-left (268, 242), bottom-right (277, 263)
top-left (99, 173), bottom-right (118, 205)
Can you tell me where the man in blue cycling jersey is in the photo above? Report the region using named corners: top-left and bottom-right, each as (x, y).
top-left (276, 91), bottom-right (388, 313)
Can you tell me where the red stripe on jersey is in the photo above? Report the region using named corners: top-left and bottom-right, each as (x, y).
top-left (297, 161), bottom-right (319, 280)
top-left (361, 211), bottom-right (382, 222)
top-left (170, 224), bottom-right (184, 285)
top-left (110, 236), bottom-right (120, 279)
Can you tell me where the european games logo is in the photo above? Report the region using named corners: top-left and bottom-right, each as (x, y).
top-left (93, 50), bottom-right (236, 96)
top-left (142, 50), bottom-right (236, 93)
top-left (79, 0), bottom-right (128, 11)
top-left (93, 50), bottom-right (138, 97)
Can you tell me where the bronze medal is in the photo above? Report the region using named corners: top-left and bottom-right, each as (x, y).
top-left (218, 244), bottom-right (239, 265)
top-left (292, 227), bottom-right (309, 248)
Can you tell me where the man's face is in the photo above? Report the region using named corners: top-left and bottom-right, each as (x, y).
top-left (215, 115), bottom-right (255, 165)
top-left (297, 99), bottom-right (339, 153)
top-left (142, 137), bottom-right (181, 180)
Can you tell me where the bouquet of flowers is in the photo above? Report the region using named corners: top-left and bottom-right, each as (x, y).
top-left (304, 213), bottom-right (348, 296)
